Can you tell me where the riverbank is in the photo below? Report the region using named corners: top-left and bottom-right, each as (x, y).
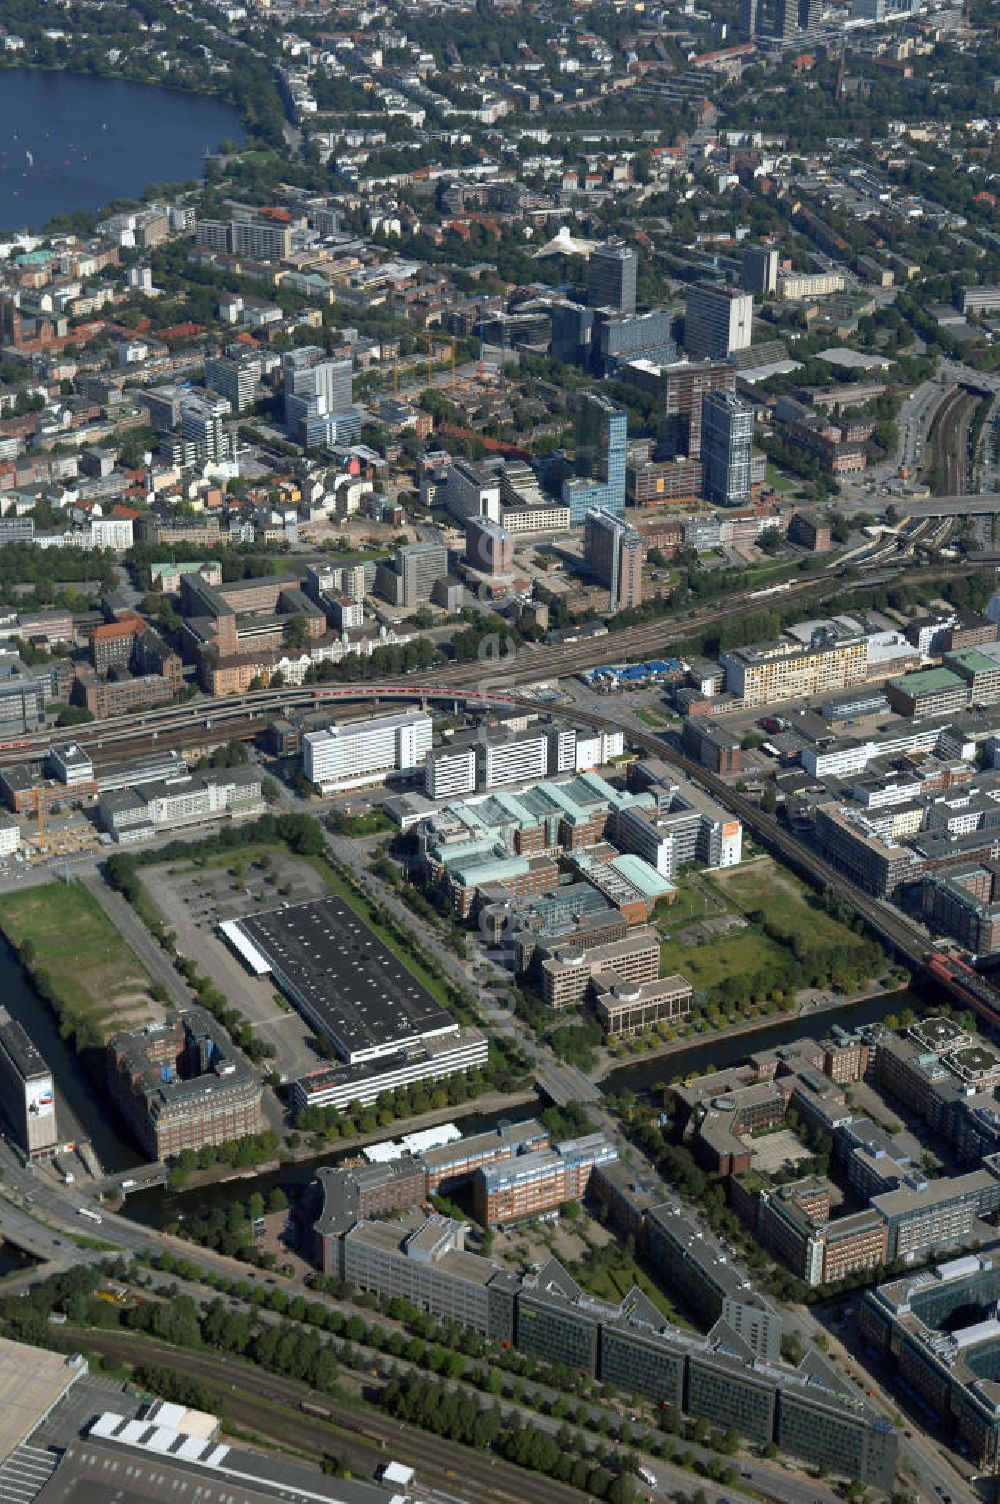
top-left (122, 1090), bottom-right (541, 1226)
top-left (600, 985), bottom-right (921, 1100)
top-left (593, 979), bottom-right (908, 1085)
top-left (159, 1087), bottom-right (539, 1197)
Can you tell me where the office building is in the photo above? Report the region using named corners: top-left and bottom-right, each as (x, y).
top-left (465, 517), bottom-right (514, 578)
top-left (610, 777), bottom-right (743, 879)
top-left (97, 766), bottom-right (265, 844)
top-left (886, 668), bottom-right (969, 719)
top-left (622, 356), bottom-right (736, 458)
top-left (871, 1166), bottom-right (1000, 1263)
top-left (472, 1133), bottom-right (618, 1225)
top-left (756, 1185), bottom-right (888, 1286)
top-left (0, 1006), bottom-right (58, 1159)
top-left (593, 973), bottom-right (693, 1038)
top-left (862, 1249), bottom-right (1000, 1470)
top-left (203, 350), bottom-right (262, 413)
top-left (684, 284), bottom-right (753, 359)
top-left (815, 803), bottom-right (924, 897)
top-left (283, 346), bottom-right (353, 446)
top-left (539, 929), bottom-right (661, 1009)
top-left (303, 711), bottom-right (432, 791)
top-left (0, 654), bottom-right (64, 737)
top-left (375, 543), bottom-right (449, 607)
top-left (563, 392), bottom-right (627, 525)
top-left (644, 1201), bottom-right (783, 1360)
top-left (551, 301), bottom-right (596, 367)
top-left (596, 308), bottom-right (676, 374)
top-left (312, 1119), bottom-right (551, 1267)
top-left (741, 246), bottom-right (779, 296)
top-left (309, 1176), bottom-right (897, 1490)
top-left (584, 507), bottom-right (642, 612)
top-left (481, 729), bottom-right (550, 790)
top-left (742, 0), bottom-right (821, 47)
top-left (922, 863), bottom-right (1000, 957)
top-left (588, 241), bottom-right (638, 316)
top-left (681, 717), bottom-right (741, 774)
top-left (701, 390), bottom-right (754, 506)
top-left (424, 744), bottom-right (478, 800)
top-left (292, 1027), bottom-right (488, 1112)
top-left (340, 1216), bottom-right (502, 1332)
top-left (106, 1009), bottom-right (263, 1160)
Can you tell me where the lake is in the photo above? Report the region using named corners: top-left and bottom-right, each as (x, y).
top-left (0, 69), bottom-right (243, 232)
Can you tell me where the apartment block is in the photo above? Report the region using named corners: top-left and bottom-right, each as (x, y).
top-left (721, 634), bottom-right (869, 710)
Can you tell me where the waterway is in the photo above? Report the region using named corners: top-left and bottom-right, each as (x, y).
top-left (0, 940), bottom-right (144, 1172)
top-left (121, 1103), bottom-right (525, 1231)
top-left (0, 918), bottom-right (926, 1229)
top-left (0, 1242), bottom-right (38, 1278)
top-left (124, 993), bottom-right (924, 1231)
top-left (600, 988), bottom-right (924, 1099)
top-left (0, 70), bottom-right (243, 232)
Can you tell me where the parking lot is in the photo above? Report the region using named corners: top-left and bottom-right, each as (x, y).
top-left (142, 850), bottom-right (330, 1083)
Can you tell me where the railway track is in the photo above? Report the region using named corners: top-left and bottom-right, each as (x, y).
top-left (0, 560), bottom-right (975, 766)
top-left (924, 386), bottom-right (980, 496)
top-left (67, 1328), bottom-right (591, 1504)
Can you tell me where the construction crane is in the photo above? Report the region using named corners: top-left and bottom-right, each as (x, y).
top-left (420, 332), bottom-right (458, 392)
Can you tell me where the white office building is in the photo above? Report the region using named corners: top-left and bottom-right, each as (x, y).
top-left (575, 730), bottom-right (625, 769)
top-left (304, 711), bottom-right (433, 791)
top-left (482, 733), bottom-right (548, 790)
top-left (425, 746), bottom-right (478, 800)
top-left (684, 283), bottom-right (753, 359)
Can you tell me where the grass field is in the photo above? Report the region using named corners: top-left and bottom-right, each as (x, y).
top-left (710, 860), bottom-right (866, 951)
top-left (634, 705), bottom-right (674, 729)
top-left (0, 880), bottom-right (155, 1042)
top-left (661, 927), bottom-right (781, 990)
top-left (658, 860), bottom-right (873, 992)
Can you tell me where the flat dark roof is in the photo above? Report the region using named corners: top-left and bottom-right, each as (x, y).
top-left (0, 1006), bottom-right (49, 1082)
top-left (239, 898), bottom-right (454, 1061)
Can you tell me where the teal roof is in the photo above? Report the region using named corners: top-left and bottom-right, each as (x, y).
top-left (946, 649), bottom-right (1000, 676)
top-left (890, 667), bottom-right (966, 696)
top-left (151, 561), bottom-right (210, 578)
top-left (449, 854), bottom-right (529, 887)
top-left (610, 854), bottom-right (677, 901)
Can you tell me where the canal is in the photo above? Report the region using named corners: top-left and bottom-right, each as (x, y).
top-left (600, 989), bottom-right (923, 1099)
top-left (0, 940), bottom-right (144, 1172)
top-left (0, 925), bottom-right (933, 1230)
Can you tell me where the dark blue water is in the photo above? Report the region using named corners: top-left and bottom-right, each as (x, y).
top-left (0, 70), bottom-right (242, 231)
